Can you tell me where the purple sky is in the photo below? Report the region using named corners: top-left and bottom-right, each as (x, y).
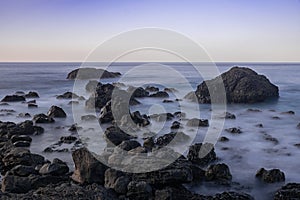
top-left (0, 0), bottom-right (300, 62)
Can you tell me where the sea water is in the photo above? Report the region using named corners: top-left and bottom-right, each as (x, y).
top-left (0, 62), bottom-right (299, 199)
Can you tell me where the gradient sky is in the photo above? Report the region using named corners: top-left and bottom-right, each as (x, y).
top-left (0, 0), bottom-right (300, 62)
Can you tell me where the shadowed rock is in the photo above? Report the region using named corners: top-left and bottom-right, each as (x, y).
top-left (185, 66), bottom-right (279, 103)
top-left (67, 68), bottom-right (121, 79)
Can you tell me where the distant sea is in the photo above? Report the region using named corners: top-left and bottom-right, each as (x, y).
top-left (0, 62), bottom-right (299, 199)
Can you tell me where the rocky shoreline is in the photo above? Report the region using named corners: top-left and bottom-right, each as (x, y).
top-left (0, 67), bottom-right (299, 199)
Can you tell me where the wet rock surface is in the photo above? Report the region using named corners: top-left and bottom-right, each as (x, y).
top-left (256, 168), bottom-right (285, 183)
top-left (185, 66), bottom-right (279, 103)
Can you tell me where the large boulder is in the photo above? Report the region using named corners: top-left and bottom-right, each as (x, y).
top-left (127, 181), bottom-right (153, 200)
top-left (67, 68), bottom-right (121, 79)
top-left (1, 95), bottom-right (25, 102)
top-left (185, 66), bottom-right (279, 103)
top-left (274, 183), bottom-right (300, 200)
top-left (47, 106), bottom-right (67, 118)
top-left (104, 168), bottom-right (131, 194)
top-left (71, 147), bottom-right (107, 184)
top-left (187, 143), bottom-right (216, 167)
top-left (205, 163), bottom-right (232, 185)
top-left (255, 168), bottom-right (285, 183)
top-left (104, 126), bottom-right (135, 146)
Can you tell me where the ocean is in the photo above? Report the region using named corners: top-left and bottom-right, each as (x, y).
top-left (0, 62), bottom-right (299, 199)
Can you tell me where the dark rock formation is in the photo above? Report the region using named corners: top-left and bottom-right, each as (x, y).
top-left (205, 163), bottom-right (232, 185)
top-left (274, 183), bottom-right (300, 200)
top-left (255, 168), bottom-right (285, 183)
top-left (67, 68), bottom-right (121, 79)
top-left (186, 118), bottom-right (209, 127)
top-left (33, 114), bottom-right (55, 123)
top-left (56, 92), bottom-right (79, 99)
top-left (187, 143), bottom-right (216, 166)
top-left (156, 132), bottom-right (189, 147)
top-left (71, 147), bottom-right (107, 184)
top-left (47, 106), bottom-right (67, 118)
top-left (104, 126), bottom-right (135, 146)
top-left (1, 95), bottom-right (25, 102)
top-left (127, 86), bottom-right (149, 98)
top-left (185, 66), bottom-right (279, 103)
top-left (225, 127), bottom-right (242, 134)
top-left (149, 91), bottom-right (169, 98)
top-left (24, 91), bottom-right (39, 98)
top-left (127, 181), bottom-right (153, 200)
top-left (104, 168), bottom-right (131, 194)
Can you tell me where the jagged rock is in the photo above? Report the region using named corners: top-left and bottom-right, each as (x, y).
top-left (143, 137), bottom-right (155, 150)
top-left (104, 126), bottom-right (135, 146)
top-left (24, 91), bottom-right (39, 98)
top-left (39, 158), bottom-right (69, 176)
top-left (60, 135), bottom-right (77, 144)
top-left (33, 114), bottom-right (55, 123)
top-left (104, 168), bottom-right (131, 194)
top-left (186, 118), bottom-right (209, 127)
top-left (2, 182), bottom-right (119, 199)
top-left (145, 86), bottom-right (159, 92)
top-left (1, 95), bottom-right (25, 102)
top-left (274, 183), bottom-right (300, 200)
top-left (132, 157), bottom-right (193, 185)
top-left (127, 86), bottom-right (149, 98)
top-left (205, 163), bottom-right (232, 185)
top-left (67, 68), bottom-right (121, 79)
top-left (185, 67), bottom-right (279, 103)
top-left (18, 113), bottom-right (31, 118)
top-left (187, 143), bottom-right (216, 166)
top-left (149, 91), bottom-right (169, 98)
top-left (116, 140), bottom-right (141, 152)
top-left (2, 148), bottom-right (45, 171)
top-left (47, 105), bottom-right (67, 118)
top-left (10, 165), bottom-right (38, 177)
top-left (127, 181), bottom-right (152, 200)
top-left (256, 168), bottom-right (285, 183)
top-left (156, 132), bottom-right (189, 147)
top-left (71, 147), bottom-right (107, 184)
top-left (68, 123), bottom-right (82, 132)
top-left (170, 121), bottom-right (181, 129)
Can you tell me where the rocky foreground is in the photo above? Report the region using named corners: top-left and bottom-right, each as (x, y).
top-left (0, 67), bottom-right (299, 199)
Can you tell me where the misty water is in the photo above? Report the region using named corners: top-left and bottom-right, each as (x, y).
top-left (0, 62), bottom-right (299, 200)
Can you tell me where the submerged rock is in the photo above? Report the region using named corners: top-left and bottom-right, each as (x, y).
top-left (185, 66), bottom-right (279, 103)
top-left (33, 114), bottom-right (55, 123)
top-left (67, 68), bottom-right (121, 79)
top-left (225, 127), bottom-right (242, 134)
top-left (255, 168), bottom-right (285, 183)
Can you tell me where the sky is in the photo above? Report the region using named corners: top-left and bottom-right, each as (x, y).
top-left (0, 0), bottom-right (300, 62)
